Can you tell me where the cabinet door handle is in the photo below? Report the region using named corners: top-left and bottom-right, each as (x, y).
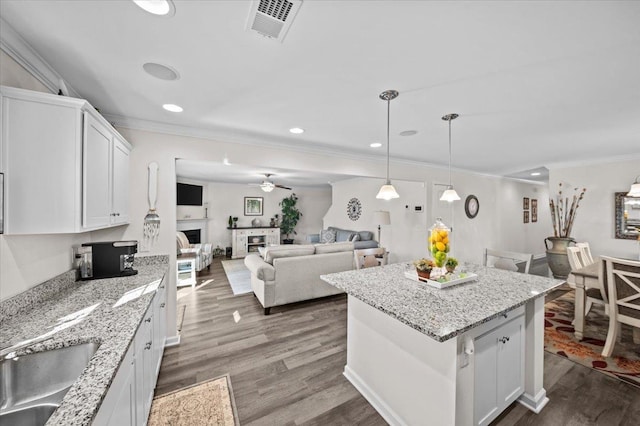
top-left (145, 317), bottom-right (151, 323)
top-left (145, 342), bottom-right (152, 350)
top-left (498, 336), bottom-right (510, 344)
top-left (160, 303), bottom-right (165, 308)
top-left (502, 313), bottom-right (508, 319)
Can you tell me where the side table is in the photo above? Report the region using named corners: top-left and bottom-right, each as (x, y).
top-left (177, 253), bottom-right (197, 288)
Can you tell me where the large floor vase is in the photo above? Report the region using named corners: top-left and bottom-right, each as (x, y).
top-left (545, 236), bottom-right (575, 279)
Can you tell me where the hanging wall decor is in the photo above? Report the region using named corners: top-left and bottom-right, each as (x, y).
top-left (347, 198), bottom-right (362, 221)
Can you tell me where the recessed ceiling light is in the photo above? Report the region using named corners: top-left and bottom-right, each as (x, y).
top-left (531, 172), bottom-right (541, 176)
top-left (162, 103), bottom-right (183, 112)
top-left (133, 0), bottom-right (175, 16)
top-left (400, 130), bottom-right (418, 136)
top-left (370, 142), bottom-right (382, 148)
top-left (143, 63), bottom-right (180, 81)
top-left (289, 127), bottom-right (304, 134)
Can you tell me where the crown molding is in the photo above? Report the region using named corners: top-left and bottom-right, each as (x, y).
top-left (0, 17), bottom-right (79, 97)
top-left (544, 152), bottom-right (640, 171)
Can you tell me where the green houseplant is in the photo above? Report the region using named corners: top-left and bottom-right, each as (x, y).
top-left (280, 193), bottom-right (302, 244)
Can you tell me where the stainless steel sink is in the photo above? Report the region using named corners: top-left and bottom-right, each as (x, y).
top-left (0, 342), bottom-right (98, 425)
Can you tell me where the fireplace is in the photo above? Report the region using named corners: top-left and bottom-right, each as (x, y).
top-left (177, 219), bottom-right (207, 244)
top-left (182, 229), bottom-right (201, 244)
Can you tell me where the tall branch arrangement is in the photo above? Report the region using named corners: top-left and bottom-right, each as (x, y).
top-left (549, 183), bottom-right (586, 238)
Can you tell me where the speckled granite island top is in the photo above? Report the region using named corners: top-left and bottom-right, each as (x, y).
top-left (321, 262), bottom-right (562, 342)
top-left (0, 255), bottom-right (169, 425)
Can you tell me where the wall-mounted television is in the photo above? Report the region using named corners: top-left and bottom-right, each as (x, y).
top-left (177, 183), bottom-right (203, 206)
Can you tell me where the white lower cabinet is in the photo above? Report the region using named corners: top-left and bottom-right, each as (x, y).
top-left (94, 276), bottom-right (167, 426)
top-left (474, 312), bottom-right (525, 426)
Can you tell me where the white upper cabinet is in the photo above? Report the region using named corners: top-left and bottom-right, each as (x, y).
top-left (0, 86), bottom-right (132, 234)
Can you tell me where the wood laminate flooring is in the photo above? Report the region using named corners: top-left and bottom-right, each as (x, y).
top-left (155, 258), bottom-right (640, 425)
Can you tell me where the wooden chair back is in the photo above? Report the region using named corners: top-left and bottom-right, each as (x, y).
top-left (566, 247), bottom-right (583, 271)
top-left (483, 248), bottom-right (533, 274)
top-left (600, 256), bottom-right (640, 356)
top-left (576, 242), bottom-right (595, 265)
top-left (354, 248), bottom-right (386, 270)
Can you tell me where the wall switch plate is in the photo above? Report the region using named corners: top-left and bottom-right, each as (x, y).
top-left (414, 205), bottom-right (423, 212)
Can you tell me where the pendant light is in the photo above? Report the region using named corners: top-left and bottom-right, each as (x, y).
top-left (627, 175), bottom-right (640, 197)
top-left (376, 90), bottom-right (400, 200)
top-left (440, 113), bottom-right (461, 202)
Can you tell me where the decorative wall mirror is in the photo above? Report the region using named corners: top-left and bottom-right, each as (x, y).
top-left (615, 192), bottom-right (640, 239)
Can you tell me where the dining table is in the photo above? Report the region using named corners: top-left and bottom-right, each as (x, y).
top-left (571, 261), bottom-right (600, 340)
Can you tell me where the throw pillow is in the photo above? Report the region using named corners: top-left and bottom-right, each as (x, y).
top-left (320, 229), bottom-right (336, 243)
top-left (349, 233), bottom-right (360, 242)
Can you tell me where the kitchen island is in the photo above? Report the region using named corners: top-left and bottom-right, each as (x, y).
top-left (321, 262), bottom-right (562, 426)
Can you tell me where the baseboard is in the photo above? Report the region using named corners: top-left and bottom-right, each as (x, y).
top-left (517, 388), bottom-right (549, 413)
top-left (343, 365), bottom-right (408, 426)
top-left (165, 335), bottom-right (181, 347)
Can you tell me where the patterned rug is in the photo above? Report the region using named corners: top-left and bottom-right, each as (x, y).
top-left (545, 291), bottom-right (640, 388)
top-left (148, 375), bottom-right (239, 426)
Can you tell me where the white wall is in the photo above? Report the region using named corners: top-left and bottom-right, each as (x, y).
top-left (325, 176), bottom-right (551, 265)
top-left (180, 181), bottom-right (331, 249)
top-left (550, 159), bottom-right (639, 259)
top-left (324, 177), bottom-right (428, 263)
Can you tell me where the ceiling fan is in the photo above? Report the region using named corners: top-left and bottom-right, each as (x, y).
top-left (250, 174), bottom-right (292, 192)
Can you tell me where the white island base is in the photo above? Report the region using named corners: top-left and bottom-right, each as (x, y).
top-left (343, 296), bottom-right (549, 426)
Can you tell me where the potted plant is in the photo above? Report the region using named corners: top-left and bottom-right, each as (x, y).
top-left (445, 257), bottom-right (458, 273)
top-left (413, 258), bottom-right (435, 279)
top-left (546, 183), bottom-right (587, 278)
top-left (280, 193), bottom-right (301, 244)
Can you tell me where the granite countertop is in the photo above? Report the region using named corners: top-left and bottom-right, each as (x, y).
top-left (0, 255), bottom-right (169, 425)
top-left (321, 262), bottom-right (563, 342)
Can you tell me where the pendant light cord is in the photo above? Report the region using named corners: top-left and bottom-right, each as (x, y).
top-left (386, 97), bottom-right (390, 184)
top-left (448, 118), bottom-right (452, 187)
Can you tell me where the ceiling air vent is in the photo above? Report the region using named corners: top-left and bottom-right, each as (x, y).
top-left (246, 0), bottom-right (303, 42)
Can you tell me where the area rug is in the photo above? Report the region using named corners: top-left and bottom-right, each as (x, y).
top-left (148, 375), bottom-right (239, 426)
top-left (545, 291), bottom-right (640, 388)
top-left (221, 259), bottom-right (252, 295)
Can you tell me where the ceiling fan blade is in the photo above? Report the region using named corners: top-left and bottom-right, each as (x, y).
top-left (275, 184), bottom-right (292, 190)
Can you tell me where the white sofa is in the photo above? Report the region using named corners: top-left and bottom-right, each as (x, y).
top-left (176, 232), bottom-right (212, 272)
top-left (244, 242), bottom-right (355, 314)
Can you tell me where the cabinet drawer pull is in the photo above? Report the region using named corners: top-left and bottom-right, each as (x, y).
top-left (144, 342), bottom-right (152, 350)
top-left (502, 313), bottom-right (508, 319)
top-left (498, 336), bottom-right (510, 344)
top-left (160, 303), bottom-right (165, 308)
top-left (145, 317), bottom-right (151, 323)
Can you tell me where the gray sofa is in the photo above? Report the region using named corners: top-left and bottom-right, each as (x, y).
top-left (244, 242), bottom-right (355, 314)
top-left (307, 226), bottom-right (378, 249)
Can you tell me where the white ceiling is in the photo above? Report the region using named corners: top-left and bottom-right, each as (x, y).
top-left (2, 1), bottom-right (639, 181)
top-left (175, 158), bottom-right (353, 188)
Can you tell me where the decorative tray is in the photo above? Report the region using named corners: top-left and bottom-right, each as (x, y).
top-left (404, 270), bottom-right (479, 289)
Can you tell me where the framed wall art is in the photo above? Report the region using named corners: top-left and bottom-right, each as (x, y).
top-left (523, 197), bottom-right (530, 210)
top-left (244, 196), bottom-right (263, 216)
top-left (523, 210), bottom-right (530, 223)
top-left (531, 199), bottom-right (538, 222)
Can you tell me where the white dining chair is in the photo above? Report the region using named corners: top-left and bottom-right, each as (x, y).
top-left (576, 242), bottom-right (595, 266)
top-left (354, 247), bottom-right (386, 270)
top-left (600, 256), bottom-right (640, 357)
top-left (483, 248), bottom-right (533, 274)
top-left (567, 247), bottom-right (605, 316)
